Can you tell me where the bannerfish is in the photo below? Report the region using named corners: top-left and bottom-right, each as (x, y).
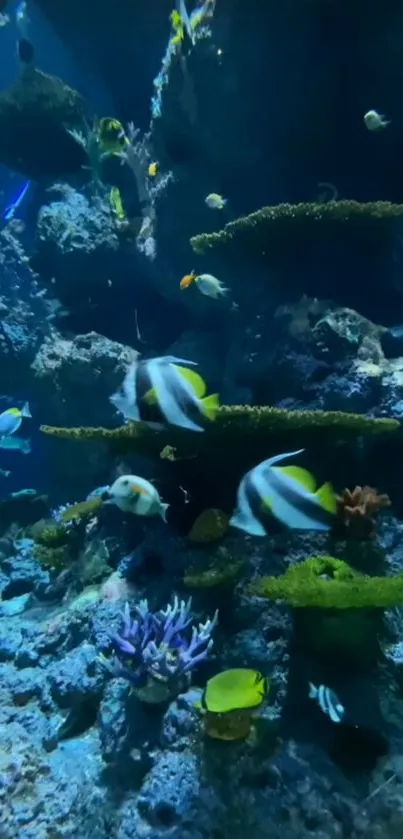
top-left (230, 448), bottom-right (336, 536)
top-left (309, 682), bottom-right (345, 724)
top-left (97, 118), bottom-right (129, 156)
top-left (0, 436), bottom-right (31, 454)
top-left (110, 355), bottom-right (219, 433)
top-left (205, 192), bottom-right (227, 210)
top-left (105, 475), bottom-right (169, 521)
top-left (193, 273), bottom-right (229, 300)
top-left (0, 403), bottom-right (31, 438)
top-left (177, 0), bottom-right (196, 45)
top-left (363, 109), bottom-right (390, 131)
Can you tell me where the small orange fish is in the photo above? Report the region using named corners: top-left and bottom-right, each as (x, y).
top-left (180, 270), bottom-right (196, 290)
top-left (148, 162), bottom-right (158, 177)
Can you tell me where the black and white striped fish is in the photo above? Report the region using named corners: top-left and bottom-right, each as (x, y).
top-left (229, 449), bottom-right (336, 536)
top-left (309, 682), bottom-right (345, 724)
top-left (110, 355), bottom-right (219, 433)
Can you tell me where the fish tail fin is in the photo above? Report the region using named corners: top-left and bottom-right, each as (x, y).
top-left (200, 393), bottom-right (220, 421)
top-left (315, 482), bottom-right (337, 515)
top-left (160, 503), bottom-right (170, 523)
top-left (21, 402), bottom-right (31, 418)
top-left (308, 682), bottom-right (317, 699)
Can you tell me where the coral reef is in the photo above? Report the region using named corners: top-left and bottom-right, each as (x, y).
top-left (0, 68), bottom-right (88, 177)
top-left (32, 331), bottom-right (134, 427)
top-left (250, 555), bottom-right (403, 608)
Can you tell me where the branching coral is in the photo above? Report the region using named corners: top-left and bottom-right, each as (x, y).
top-left (104, 596), bottom-right (218, 703)
top-left (336, 486), bottom-right (391, 539)
top-left (119, 122), bottom-right (173, 260)
top-left (249, 555), bottom-right (403, 609)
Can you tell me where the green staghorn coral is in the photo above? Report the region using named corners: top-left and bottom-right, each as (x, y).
top-left (190, 200), bottom-right (403, 255)
top-left (249, 556), bottom-right (403, 609)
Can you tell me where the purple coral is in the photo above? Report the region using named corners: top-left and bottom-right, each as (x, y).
top-left (111, 596), bottom-right (218, 689)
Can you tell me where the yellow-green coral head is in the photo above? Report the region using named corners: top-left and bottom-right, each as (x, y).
top-left (202, 668), bottom-right (269, 714)
top-left (97, 117), bottom-right (129, 156)
top-left (230, 448), bottom-right (336, 537)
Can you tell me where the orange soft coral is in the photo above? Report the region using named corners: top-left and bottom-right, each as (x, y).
top-left (336, 485), bottom-right (390, 539)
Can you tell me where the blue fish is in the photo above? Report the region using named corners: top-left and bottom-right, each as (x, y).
top-left (0, 403), bottom-right (31, 438)
top-left (0, 436), bottom-right (31, 454)
top-left (2, 180), bottom-right (31, 223)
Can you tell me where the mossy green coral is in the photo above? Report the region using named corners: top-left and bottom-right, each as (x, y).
top-left (33, 543), bottom-right (72, 573)
top-left (29, 518), bottom-right (70, 547)
top-left (190, 201), bottom-right (403, 255)
top-left (249, 555), bottom-right (403, 609)
top-left (40, 405), bottom-right (399, 453)
top-left (60, 497), bottom-right (103, 523)
top-left (184, 557), bottom-right (244, 589)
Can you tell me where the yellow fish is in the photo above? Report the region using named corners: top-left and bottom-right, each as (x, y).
top-left (148, 161), bottom-right (158, 177)
top-left (202, 668), bottom-right (269, 714)
top-left (109, 187), bottom-right (126, 223)
top-left (179, 270), bottom-right (196, 290)
top-left (97, 118), bottom-right (129, 156)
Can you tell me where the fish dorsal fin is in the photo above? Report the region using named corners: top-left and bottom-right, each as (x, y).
top-left (274, 465), bottom-right (316, 492)
top-left (315, 482), bottom-right (337, 514)
top-left (174, 366), bottom-right (207, 398)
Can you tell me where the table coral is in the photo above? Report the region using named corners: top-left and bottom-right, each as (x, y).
top-left (249, 555), bottom-right (403, 609)
top-left (191, 200), bottom-right (403, 255)
top-left (40, 405), bottom-right (399, 458)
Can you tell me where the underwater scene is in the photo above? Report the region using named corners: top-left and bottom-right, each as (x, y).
top-left (4, 0), bottom-right (403, 837)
